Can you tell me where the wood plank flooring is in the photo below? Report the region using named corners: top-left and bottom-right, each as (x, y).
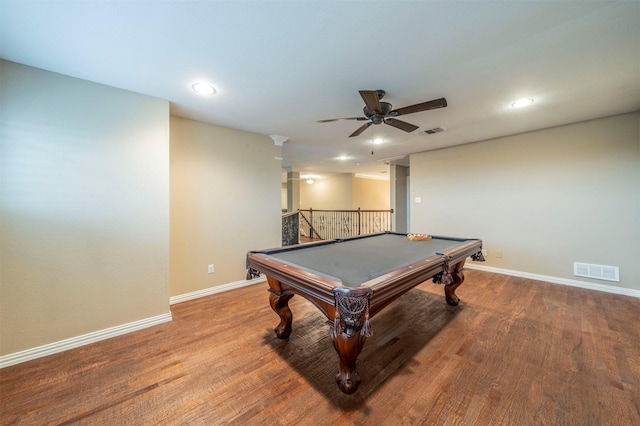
top-left (1, 270), bottom-right (639, 425)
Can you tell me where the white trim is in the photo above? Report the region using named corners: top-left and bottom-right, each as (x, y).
top-left (465, 264), bottom-right (640, 298)
top-left (170, 276), bottom-right (266, 305)
top-left (268, 135), bottom-right (289, 146)
top-left (0, 312), bottom-right (172, 369)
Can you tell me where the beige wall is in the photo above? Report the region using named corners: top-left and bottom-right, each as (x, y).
top-left (170, 117), bottom-right (281, 296)
top-left (352, 177), bottom-right (391, 210)
top-left (0, 61), bottom-right (171, 355)
top-left (299, 173), bottom-right (390, 210)
top-left (300, 173), bottom-right (353, 210)
top-left (410, 112), bottom-right (639, 290)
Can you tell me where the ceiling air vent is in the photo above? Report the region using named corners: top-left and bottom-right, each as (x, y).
top-left (421, 127), bottom-right (446, 135)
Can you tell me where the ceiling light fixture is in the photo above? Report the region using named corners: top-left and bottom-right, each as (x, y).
top-left (337, 155), bottom-right (349, 161)
top-left (192, 82), bottom-right (216, 95)
top-left (511, 98), bottom-right (534, 108)
top-left (301, 174), bottom-right (317, 184)
top-left (373, 138), bottom-right (384, 145)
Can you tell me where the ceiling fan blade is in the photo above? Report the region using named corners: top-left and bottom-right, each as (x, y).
top-left (384, 118), bottom-right (419, 133)
top-left (389, 98), bottom-right (447, 116)
top-left (349, 122), bottom-right (373, 137)
top-left (359, 90), bottom-right (382, 113)
top-left (317, 117), bottom-right (365, 123)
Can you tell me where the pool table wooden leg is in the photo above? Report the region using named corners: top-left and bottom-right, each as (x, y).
top-left (330, 326), bottom-right (367, 394)
top-left (444, 260), bottom-right (466, 306)
top-left (267, 278), bottom-right (295, 339)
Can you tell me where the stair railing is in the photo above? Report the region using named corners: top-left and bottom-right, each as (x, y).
top-left (296, 208), bottom-right (393, 242)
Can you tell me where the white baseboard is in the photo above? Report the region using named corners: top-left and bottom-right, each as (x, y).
top-left (170, 275), bottom-right (266, 305)
top-left (0, 312), bottom-right (172, 369)
top-left (465, 264), bottom-right (640, 298)
top-left (4, 268), bottom-right (632, 369)
top-left (1, 276), bottom-right (266, 369)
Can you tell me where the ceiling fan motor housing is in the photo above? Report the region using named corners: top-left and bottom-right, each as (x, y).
top-left (364, 101), bottom-right (393, 124)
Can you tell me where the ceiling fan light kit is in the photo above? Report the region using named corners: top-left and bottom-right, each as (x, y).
top-left (318, 90), bottom-right (447, 137)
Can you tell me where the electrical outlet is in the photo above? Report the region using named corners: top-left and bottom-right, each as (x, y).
top-left (481, 249), bottom-right (487, 257)
top-left (208, 264), bottom-right (214, 274)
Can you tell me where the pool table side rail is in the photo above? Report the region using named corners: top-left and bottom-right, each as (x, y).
top-left (436, 239), bottom-right (484, 265)
top-left (356, 238), bottom-right (482, 290)
top-left (364, 238), bottom-right (482, 316)
top-left (246, 253), bottom-right (337, 306)
top-left (249, 232), bottom-right (391, 257)
top-left (364, 256), bottom-right (446, 317)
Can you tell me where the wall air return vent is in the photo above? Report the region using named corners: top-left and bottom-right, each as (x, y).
top-left (573, 262), bottom-right (620, 282)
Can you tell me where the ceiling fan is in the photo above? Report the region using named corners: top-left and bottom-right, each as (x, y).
top-left (317, 90), bottom-right (447, 137)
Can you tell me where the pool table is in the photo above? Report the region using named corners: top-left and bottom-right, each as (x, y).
top-left (246, 231), bottom-right (484, 394)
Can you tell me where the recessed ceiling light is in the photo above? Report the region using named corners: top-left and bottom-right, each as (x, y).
top-left (306, 179), bottom-right (314, 184)
top-left (192, 82), bottom-right (216, 95)
top-left (337, 155), bottom-right (349, 161)
top-left (511, 98), bottom-right (534, 108)
top-left (373, 138), bottom-right (384, 145)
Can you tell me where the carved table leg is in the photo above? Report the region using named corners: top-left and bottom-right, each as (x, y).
top-left (330, 288), bottom-right (372, 394)
top-left (330, 325), bottom-right (367, 394)
top-left (269, 290), bottom-right (294, 339)
top-left (444, 260), bottom-right (466, 306)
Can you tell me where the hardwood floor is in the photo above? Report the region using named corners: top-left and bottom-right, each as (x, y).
top-left (1, 270), bottom-right (639, 425)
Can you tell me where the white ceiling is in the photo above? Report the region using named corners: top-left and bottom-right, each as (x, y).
top-left (1, 1), bottom-right (639, 180)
